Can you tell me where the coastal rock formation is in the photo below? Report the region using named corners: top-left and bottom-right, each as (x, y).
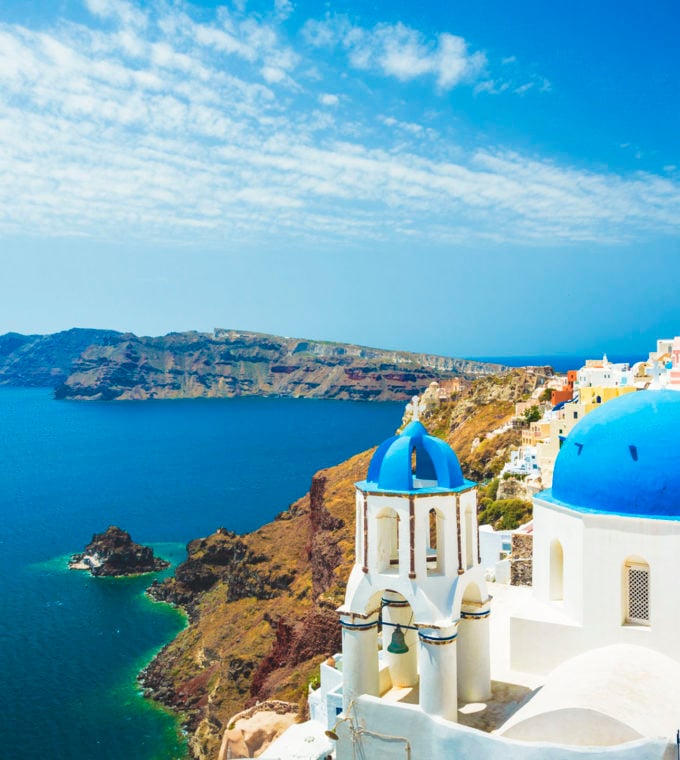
top-left (69, 526), bottom-right (169, 576)
top-left (138, 368), bottom-right (541, 759)
top-left (54, 328), bottom-right (504, 401)
top-left (0, 328), bottom-right (121, 387)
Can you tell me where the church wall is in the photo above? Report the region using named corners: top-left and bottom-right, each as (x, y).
top-left (532, 500), bottom-right (584, 622)
top-left (580, 511), bottom-right (680, 659)
top-left (335, 695), bottom-right (671, 760)
top-left (513, 500), bottom-right (680, 673)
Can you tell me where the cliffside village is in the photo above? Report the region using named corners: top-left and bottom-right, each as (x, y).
top-left (252, 335), bottom-right (680, 760)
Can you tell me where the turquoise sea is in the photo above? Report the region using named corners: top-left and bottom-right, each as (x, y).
top-left (0, 388), bottom-right (401, 760)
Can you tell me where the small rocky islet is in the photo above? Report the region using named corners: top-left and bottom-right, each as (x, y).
top-left (69, 525), bottom-right (170, 577)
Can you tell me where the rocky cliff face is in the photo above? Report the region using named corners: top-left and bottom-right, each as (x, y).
top-left (138, 463), bottom-right (361, 760)
top-left (54, 329), bottom-right (504, 401)
top-left (69, 526), bottom-right (169, 576)
top-left (0, 328), bottom-right (121, 387)
top-left (138, 368), bottom-right (544, 759)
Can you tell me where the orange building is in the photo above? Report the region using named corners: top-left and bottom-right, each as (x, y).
top-left (551, 369), bottom-right (577, 406)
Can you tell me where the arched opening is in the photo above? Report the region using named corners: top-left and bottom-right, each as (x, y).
top-left (464, 507), bottom-right (474, 569)
top-left (426, 508), bottom-right (444, 575)
top-left (379, 590), bottom-right (418, 694)
top-left (624, 557), bottom-right (650, 625)
top-left (549, 539), bottom-right (564, 601)
top-left (376, 508), bottom-right (399, 574)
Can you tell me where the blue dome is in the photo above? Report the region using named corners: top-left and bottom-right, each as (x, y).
top-left (363, 420), bottom-right (467, 493)
top-left (550, 390), bottom-right (680, 518)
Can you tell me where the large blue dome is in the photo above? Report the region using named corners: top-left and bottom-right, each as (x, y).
top-left (361, 420), bottom-right (469, 493)
top-left (550, 390), bottom-right (680, 518)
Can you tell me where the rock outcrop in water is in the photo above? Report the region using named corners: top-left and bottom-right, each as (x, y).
top-left (54, 328), bottom-right (504, 401)
top-left (69, 526), bottom-right (170, 576)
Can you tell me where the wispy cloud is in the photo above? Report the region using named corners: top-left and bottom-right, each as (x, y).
top-left (0, 1), bottom-right (678, 248)
top-left (318, 93), bottom-right (339, 106)
top-left (303, 17), bottom-right (486, 91)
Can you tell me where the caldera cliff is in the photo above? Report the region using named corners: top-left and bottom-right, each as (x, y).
top-left (53, 329), bottom-right (504, 401)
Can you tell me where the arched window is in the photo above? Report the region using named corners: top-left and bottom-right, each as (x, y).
top-left (427, 508), bottom-right (444, 575)
top-left (549, 539), bottom-right (564, 601)
top-left (624, 558), bottom-right (650, 625)
top-left (376, 508), bottom-right (399, 574)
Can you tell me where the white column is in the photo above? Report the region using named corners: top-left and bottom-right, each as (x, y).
top-left (457, 606), bottom-right (491, 703)
top-left (340, 614), bottom-right (379, 712)
top-left (417, 625), bottom-right (458, 721)
top-left (382, 591), bottom-right (417, 687)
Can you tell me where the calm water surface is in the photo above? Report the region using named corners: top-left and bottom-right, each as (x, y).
top-left (0, 388), bottom-right (401, 760)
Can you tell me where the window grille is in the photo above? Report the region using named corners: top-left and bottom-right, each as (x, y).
top-left (626, 563), bottom-right (650, 624)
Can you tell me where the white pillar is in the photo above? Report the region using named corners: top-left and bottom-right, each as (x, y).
top-left (417, 625), bottom-right (458, 721)
top-left (340, 614), bottom-right (379, 711)
top-left (457, 607), bottom-right (491, 703)
top-left (382, 592), bottom-right (417, 687)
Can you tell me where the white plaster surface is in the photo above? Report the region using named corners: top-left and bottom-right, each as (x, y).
top-left (500, 645), bottom-right (680, 745)
top-left (258, 720), bottom-right (333, 760)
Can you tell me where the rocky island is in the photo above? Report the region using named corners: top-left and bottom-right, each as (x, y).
top-left (69, 526), bottom-right (170, 576)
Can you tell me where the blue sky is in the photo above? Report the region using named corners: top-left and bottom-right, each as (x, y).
top-left (1, 0), bottom-right (679, 358)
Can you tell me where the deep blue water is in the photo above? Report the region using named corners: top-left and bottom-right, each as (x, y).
top-left (0, 389), bottom-right (401, 760)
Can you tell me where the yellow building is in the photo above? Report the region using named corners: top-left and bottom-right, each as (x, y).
top-left (578, 385), bottom-right (635, 414)
top-left (521, 419), bottom-right (551, 447)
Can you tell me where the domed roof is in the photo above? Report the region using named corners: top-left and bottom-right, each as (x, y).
top-left (550, 390), bottom-right (680, 518)
top-left (361, 420), bottom-right (469, 493)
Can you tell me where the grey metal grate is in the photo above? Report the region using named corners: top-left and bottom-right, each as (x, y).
top-left (627, 565), bottom-right (650, 624)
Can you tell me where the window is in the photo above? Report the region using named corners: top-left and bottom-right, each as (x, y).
top-left (625, 560), bottom-right (650, 625)
top-left (376, 509), bottom-right (399, 574)
top-left (549, 540), bottom-right (564, 600)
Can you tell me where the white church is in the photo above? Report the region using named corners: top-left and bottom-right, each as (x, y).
top-left (265, 388), bottom-right (680, 760)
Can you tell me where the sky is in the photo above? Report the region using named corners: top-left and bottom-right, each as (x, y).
top-left (1, 0), bottom-right (679, 358)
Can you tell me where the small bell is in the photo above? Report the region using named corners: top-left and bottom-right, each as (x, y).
top-left (387, 624), bottom-right (409, 654)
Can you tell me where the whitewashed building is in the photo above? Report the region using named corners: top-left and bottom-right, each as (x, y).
top-left (291, 389), bottom-right (680, 760)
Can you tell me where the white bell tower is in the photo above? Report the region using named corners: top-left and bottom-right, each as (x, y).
top-left (338, 411), bottom-right (491, 723)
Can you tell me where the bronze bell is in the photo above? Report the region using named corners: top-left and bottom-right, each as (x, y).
top-left (387, 624), bottom-right (409, 654)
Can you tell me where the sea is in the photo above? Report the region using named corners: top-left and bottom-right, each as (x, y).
top-left (0, 388), bottom-right (402, 760)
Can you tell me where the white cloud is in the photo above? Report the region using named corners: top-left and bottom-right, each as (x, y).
top-left (274, 0), bottom-right (294, 21)
top-left (85, 0), bottom-right (147, 29)
top-left (303, 18), bottom-right (486, 91)
top-left (0, 2), bottom-right (677, 249)
top-left (514, 82), bottom-right (534, 95)
top-left (261, 65), bottom-right (286, 83)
